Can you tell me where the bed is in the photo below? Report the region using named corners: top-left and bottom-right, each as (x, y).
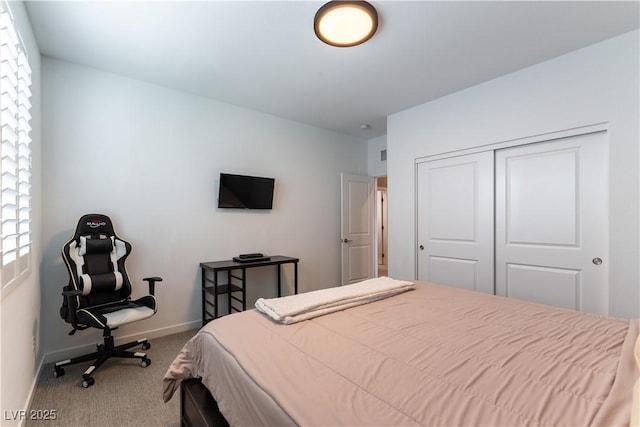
top-left (164, 280), bottom-right (639, 426)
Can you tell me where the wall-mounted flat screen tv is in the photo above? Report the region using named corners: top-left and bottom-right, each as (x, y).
top-left (218, 173), bottom-right (275, 210)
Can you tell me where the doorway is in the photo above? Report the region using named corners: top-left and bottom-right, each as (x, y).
top-left (340, 173), bottom-right (388, 285)
top-left (376, 176), bottom-right (388, 277)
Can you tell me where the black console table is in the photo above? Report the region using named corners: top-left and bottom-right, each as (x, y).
top-left (200, 255), bottom-right (299, 325)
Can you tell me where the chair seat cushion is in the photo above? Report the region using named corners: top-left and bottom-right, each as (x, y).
top-left (76, 295), bottom-right (157, 329)
top-left (105, 306), bottom-right (155, 328)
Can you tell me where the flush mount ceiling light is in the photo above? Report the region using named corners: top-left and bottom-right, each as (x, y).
top-left (314, 1), bottom-right (378, 47)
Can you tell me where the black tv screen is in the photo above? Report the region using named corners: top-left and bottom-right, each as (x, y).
top-left (218, 173), bottom-right (275, 210)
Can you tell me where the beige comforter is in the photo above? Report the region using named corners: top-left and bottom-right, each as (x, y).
top-left (164, 282), bottom-right (639, 426)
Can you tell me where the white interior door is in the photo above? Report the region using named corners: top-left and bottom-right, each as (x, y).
top-left (495, 132), bottom-right (609, 314)
top-left (417, 152), bottom-right (494, 293)
top-left (341, 174), bottom-right (375, 286)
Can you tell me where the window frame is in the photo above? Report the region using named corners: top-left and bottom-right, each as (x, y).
top-left (1, 0), bottom-right (33, 297)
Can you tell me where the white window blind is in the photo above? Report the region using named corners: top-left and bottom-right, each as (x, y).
top-left (1, 0), bottom-right (32, 291)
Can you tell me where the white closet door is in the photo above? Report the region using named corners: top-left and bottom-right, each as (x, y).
top-left (495, 132), bottom-right (608, 314)
top-left (417, 152), bottom-right (494, 293)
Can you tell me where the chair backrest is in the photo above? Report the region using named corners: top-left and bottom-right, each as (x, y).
top-left (61, 214), bottom-right (133, 317)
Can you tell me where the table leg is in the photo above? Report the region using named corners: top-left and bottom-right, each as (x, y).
top-left (201, 268), bottom-right (206, 326)
top-left (227, 270), bottom-right (232, 315)
top-left (242, 268), bottom-right (246, 311)
top-left (277, 265), bottom-right (282, 297)
top-left (213, 270), bottom-right (219, 320)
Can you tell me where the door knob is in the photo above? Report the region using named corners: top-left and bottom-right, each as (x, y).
top-left (419, 245), bottom-right (424, 250)
top-left (592, 257), bottom-right (603, 265)
top-left (342, 238), bottom-right (352, 243)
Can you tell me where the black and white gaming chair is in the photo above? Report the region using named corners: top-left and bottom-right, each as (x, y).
top-left (54, 213), bottom-right (162, 388)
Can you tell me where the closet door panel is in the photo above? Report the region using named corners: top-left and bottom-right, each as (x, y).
top-left (506, 264), bottom-right (580, 310)
top-left (506, 149), bottom-right (578, 246)
top-left (428, 257), bottom-right (478, 290)
top-left (417, 152), bottom-right (494, 293)
top-left (495, 132), bottom-right (608, 314)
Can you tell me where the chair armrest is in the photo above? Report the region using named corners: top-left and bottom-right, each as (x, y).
top-left (143, 277), bottom-right (163, 295)
top-left (62, 288), bottom-right (83, 297)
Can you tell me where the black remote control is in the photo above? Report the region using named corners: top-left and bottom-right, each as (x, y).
top-left (239, 253), bottom-right (264, 259)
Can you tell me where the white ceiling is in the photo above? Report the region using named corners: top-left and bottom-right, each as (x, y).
top-left (25, 1), bottom-right (639, 138)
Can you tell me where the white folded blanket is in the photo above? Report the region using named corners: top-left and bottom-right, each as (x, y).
top-left (255, 276), bottom-right (414, 324)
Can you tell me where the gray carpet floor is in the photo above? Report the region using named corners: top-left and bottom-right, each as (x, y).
top-left (26, 329), bottom-right (197, 427)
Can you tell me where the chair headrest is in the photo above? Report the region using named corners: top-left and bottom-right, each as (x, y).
top-left (79, 236), bottom-right (114, 256)
top-left (73, 214), bottom-right (116, 240)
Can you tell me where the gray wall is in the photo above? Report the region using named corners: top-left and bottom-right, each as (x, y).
top-left (368, 134), bottom-right (387, 177)
top-left (387, 30), bottom-right (640, 318)
top-left (40, 57), bottom-right (368, 358)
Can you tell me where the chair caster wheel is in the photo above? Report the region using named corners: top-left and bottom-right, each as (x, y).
top-left (82, 377), bottom-right (95, 388)
top-left (141, 358), bottom-right (151, 368)
top-left (142, 342), bottom-right (151, 350)
top-left (54, 367), bottom-right (65, 378)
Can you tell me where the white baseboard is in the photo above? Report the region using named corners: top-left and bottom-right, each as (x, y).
top-left (18, 353), bottom-right (46, 427)
top-left (42, 320), bottom-right (201, 365)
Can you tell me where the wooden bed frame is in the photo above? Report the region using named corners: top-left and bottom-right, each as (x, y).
top-left (180, 378), bottom-right (229, 427)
